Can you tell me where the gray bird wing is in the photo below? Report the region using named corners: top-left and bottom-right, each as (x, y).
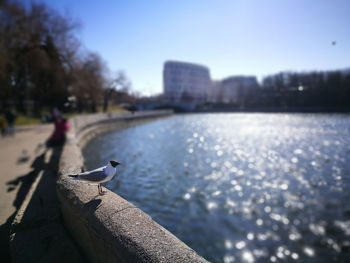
top-left (78, 167), bottom-right (107, 182)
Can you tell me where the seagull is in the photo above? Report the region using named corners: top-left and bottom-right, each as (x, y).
top-left (69, 160), bottom-right (120, 195)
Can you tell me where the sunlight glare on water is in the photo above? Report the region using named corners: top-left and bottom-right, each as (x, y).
top-left (83, 113), bottom-right (350, 262)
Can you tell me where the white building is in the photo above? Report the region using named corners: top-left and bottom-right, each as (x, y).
top-left (163, 61), bottom-right (211, 102)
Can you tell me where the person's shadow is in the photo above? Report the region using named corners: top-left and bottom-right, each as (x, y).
top-left (0, 145), bottom-right (63, 262)
top-left (7, 152), bottom-right (46, 207)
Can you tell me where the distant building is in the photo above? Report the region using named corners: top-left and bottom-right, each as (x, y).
top-left (220, 76), bottom-right (258, 104)
top-left (209, 80), bottom-right (222, 103)
top-left (163, 61), bottom-right (211, 102)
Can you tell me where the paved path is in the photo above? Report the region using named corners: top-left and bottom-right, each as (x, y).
top-left (0, 124), bottom-right (52, 261)
top-left (0, 124), bottom-right (53, 225)
top-left (0, 124), bottom-right (84, 262)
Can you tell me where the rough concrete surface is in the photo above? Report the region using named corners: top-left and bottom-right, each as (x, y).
top-left (57, 110), bottom-right (209, 262)
top-left (57, 177), bottom-right (208, 263)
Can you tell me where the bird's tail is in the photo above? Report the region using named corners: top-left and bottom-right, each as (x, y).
top-left (68, 174), bottom-right (78, 178)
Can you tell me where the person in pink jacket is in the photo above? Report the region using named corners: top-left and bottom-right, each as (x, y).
top-left (47, 118), bottom-right (70, 147)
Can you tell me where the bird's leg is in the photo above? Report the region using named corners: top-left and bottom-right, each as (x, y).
top-left (97, 183), bottom-right (106, 195)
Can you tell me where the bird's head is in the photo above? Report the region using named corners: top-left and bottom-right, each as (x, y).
top-left (109, 160), bottom-right (121, 167)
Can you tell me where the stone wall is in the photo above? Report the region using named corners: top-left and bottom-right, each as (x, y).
top-left (56, 111), bottom-right (209, 263)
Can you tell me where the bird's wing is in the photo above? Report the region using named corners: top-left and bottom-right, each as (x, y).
top-left (78, 170), bottom-right (107, 182)
top-left (89, 166), bottom-right (106, 173)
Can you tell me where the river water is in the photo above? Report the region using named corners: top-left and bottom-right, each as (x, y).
top-left (83, 113), bottom-right (350, 263)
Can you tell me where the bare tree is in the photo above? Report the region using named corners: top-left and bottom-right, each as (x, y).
top-left (71, 52), bottom-right (106, 112)
top-left (1, 0), bottom-right (134, 115)
top-left (0, 0), bottom-right (80, 114)
top-left (103, 71), bottom-right (131, 112)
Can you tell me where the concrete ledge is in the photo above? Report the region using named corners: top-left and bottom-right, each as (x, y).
top-left (57, 111), bottom-right (209, 263)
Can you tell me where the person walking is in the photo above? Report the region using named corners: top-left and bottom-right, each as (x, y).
top-left (0, 114), bottom-right (7, 137)
top-left (5, 109), bottom-right (16, 136)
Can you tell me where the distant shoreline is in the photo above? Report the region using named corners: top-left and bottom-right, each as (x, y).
top-left (190, 106), bottom-right (350, 114)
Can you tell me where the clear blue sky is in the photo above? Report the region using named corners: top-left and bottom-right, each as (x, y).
top-left (42, 0), bottom-right (350, 96)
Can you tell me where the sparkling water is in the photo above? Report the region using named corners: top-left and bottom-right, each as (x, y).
top-left (83, 113), bottom-right (350, 262)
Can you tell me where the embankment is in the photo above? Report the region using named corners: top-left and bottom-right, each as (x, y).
top-left (56, 110), bottom-right (209, 263)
